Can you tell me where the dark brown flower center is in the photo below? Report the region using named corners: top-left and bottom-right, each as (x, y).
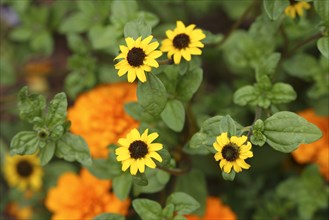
top-left (173, 33), bottom-right (190, 49)
top-left (129, 140), bottom-right (148, 159)
top-left (221, 144), bottom-right (239, 162)
top-left (16, 160), bottom-right (33, 177)
top-left (127, 47), bottom-right (146, 67)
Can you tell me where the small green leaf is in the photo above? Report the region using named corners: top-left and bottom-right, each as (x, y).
top-left (270, 83), bottom-right (297, 104)
top-left (233, 85), bottom-right (258, 106)
top-left (67, 34), bottom-right (89, 54)
top-left (162, 204), bottom-right (174, 219)
top-left (45, 93), bottom-right (67, 128)
top-left (10, 131), bottom-right (38, 155)
top-left (132, 172), bottom-right (148, 186)
top-left (88, 25), bottom-right (118, 50)
top-left (317, 37), bottom-right (329, 59)
top-left (219, 115), bottom-right (237, 136)
top-left (124, 19), bottom-right (152, 39)
top-left (222, 170), bottom-right (236, 181)
top-left (263, 0), bottom-right (289, 20)
top-left (86, 152), bottom-right (121, 179)
top-left (255, 52), bottom-right (281, 76)
top-left (132, 199), bottom-right (162, 220)
top-left (30, 30), bottom-right (53, 55)
top-left (93, 213), bottom-right (125, 220)
top-left (137, 11), bottom-right (159, 27)
top-left (18, 87), bottom-right (46, 123)
top-left (9, 27), bottom-right (32, 41)
top-left (157, 148), bottom-right (171, 167)
top-left (166, 192), bottom-right (200, 215)
top-left (283, 53), bottom-right (318, 80)
top-left (314, 0), bottom-right (329, 25)
top-left (137, 73), bottom-right (167, 117)
top-left (55, 133), bottom-right (92, 166)
top-left (39, 142), bottom-right (56, 165)
top-left (133, 168), bottom-right (170, 195)
top-left (173, 215), bottom-right (187, 220)
top-left (113, 173), bottom-right (132, 200)
top-left (59, 12), bottom-right (91, 33)
top-left (161, 99), bottom-right (185, 132)
top-left (251, 119), bottom-right (266, 146)
top-left (176, 67), bottom-right (203, 101)
top-left (263, 111), bottom-right (323, 152)
top-left (111, 0), bottom-right (138, 27)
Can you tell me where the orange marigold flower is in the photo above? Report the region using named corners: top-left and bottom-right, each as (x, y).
top-left (185, 197), bottom-right (237, 220)
top-left (45, 169), bottom-right (130, 220)
top-left (67, 83), bottom-right (139, 158)
top-left (292, 109), bottom-right (329, 180)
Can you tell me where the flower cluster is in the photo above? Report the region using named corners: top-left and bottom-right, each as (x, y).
top-left (67, 83), bottom-right (139, 158)
top-left (292, 109), bottom-right (329, 180)
top-left (46, 169), bottom-right (130, 219)
top-left (115, 21), bottom-right (206, 83)
top-left (185, 197), bottom-right (237, 220)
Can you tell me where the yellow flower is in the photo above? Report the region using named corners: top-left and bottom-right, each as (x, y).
top-left (284, 1), bottom-right (311, 19)
top-left (67, 83), bottom-right (139, 158)
top-left (3, 154), bottom-right (43, 191)
top-left (114, 35), bottom-right (162, 83)
top-left (161, 20), bottom-right (206, 64)
top-left (46, 169), bottom-right (130, 220)
top-left (213, 132), bottom-right (253, 173)
top-left (116, 128), bottom-right (163, 175)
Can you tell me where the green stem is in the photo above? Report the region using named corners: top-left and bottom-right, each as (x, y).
top-left (247, 107), bottom-right (263, 137)
top-left (285, 32), bottom-right (323, 57)
top-left (158, 59), bottom-right (173, 65)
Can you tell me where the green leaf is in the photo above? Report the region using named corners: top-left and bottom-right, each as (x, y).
top-left (45, 92), bottom-right (67, 128)
top-left (93, 213), bottom-right (125, 220)
top-left (222, 170), bottom-right (236, 181)
top-left (263, 111), bottom-right (323, 152)
top-left (88, 25), bottom-right (118, 50)
top-left (176, 67), bottom-right (203, 101)
top-left (133, 168), bottom-right (170, 195)
top-left (124, 19), bottom-right (152, 39)
top-left (283, 53), bottom-right (318, 80)
top-left (86, 152), bottom-right (121, 179)
top-left (157, 148), bottom-right (172, 167)
top-left (270, 83), bottom-right (297, 104)
top-left (55, 133), bottom-right (92, 166)
top-left (173, 215), bottom-right (187, 220)
top-left (255, 52), bottom-right (281, 76)
top-left (59, 12), bottom-right (91, 33)
top-left (10, 131), bottom-right (38, 155)
top-left (161, 100), bottom-right (185, 132)
top-left (251, 119), bottom-right (266, 146)
top-left (166, 192), bottom-right (200, 215)
top-left (39, 142), bottom-right (56, 166)
top-left (317, 37), bottom-right (329, 59)
top-left (132, 172), bottom-right (148, 186)
top-left (233, 85), bottom-right (258, 106)
top-left (219, 115), bottom-right (237, 136)
top-left (314, 0), bottom-right (329, 25)
top-left (137, 73), bottom-right (167, 117)
top-left (132, 199), bottom-right (162, 220)
top-left (9, 27), bottom-right (32, 41)
top-left (174, 170), bottom-right (207, 216)
top-left (113, 173), bottom-right (132, 200)
top-left (162, 204), bottom-right (174, 219)
top-left (263, 0), bottom-right (289, 20)
top-left (111, 0), bottom-right (138, 27)
top-left (30, 30), bottom-right (53, 55)
top-left (18, 87), bottom-right (46, 123)
top-left (67, 34), bottom-right (89, 54)
top-left (137, 11), bottom-right (159, 27)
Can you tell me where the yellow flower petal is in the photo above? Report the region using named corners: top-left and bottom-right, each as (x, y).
top-left (233, 162), bottom-right (242, 173)
top-left (122, 159), bottom-right (133, 171)
top-left (214, 152), bottom-right (223, 161)
top-left (230, 135), bottom-right (247, 147)
top-left (216, 132), bottom-right (230, 148)
top-left (223, 163), bottom-right (233, 173)
top-left (127, 69), bottom-right (137, 82)
top-left (145, 156), bottom-right (156, 168)
top-left (130, 161), bottom-right (138, 175)
top-left (145, 42), bottom-right (160, 54)
top-left (166, 30), bottom-right (175, 40)
top-left (125, 37), bottom-right (135, 49)
top-left (130, 128), bottom-right (141, 140)
top-left (137, 159), bottom-right (145, 173)
top-left (149, 143), bottom-right (163, 151)
top-left (173, 52), bottom-right (182, 64)
top-left (136, 69), bottom-right (146, 83)
top-left (146, 132), bottom-right (159, 144)
top-left (236, 158), bottom-right (250, 169)
top-left (181, 49), bottom-right (191, 61)
top-left (149, 152), bottom-right (162, 162)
